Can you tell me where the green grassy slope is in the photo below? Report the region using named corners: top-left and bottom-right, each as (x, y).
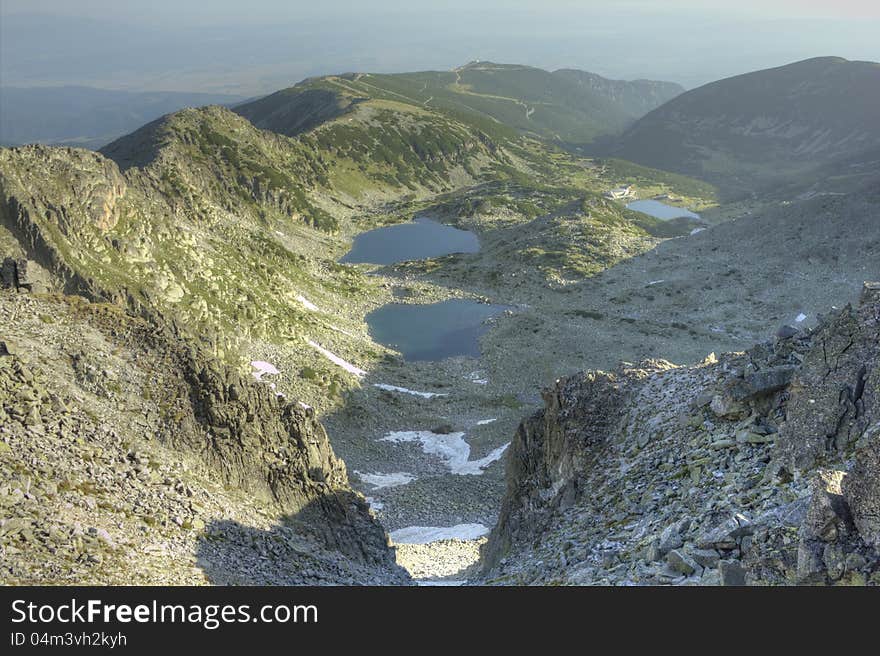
top-left (236, 62), bottom-right (683, 147)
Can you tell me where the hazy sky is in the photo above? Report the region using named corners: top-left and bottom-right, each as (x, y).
top-left (2, 0), bottom-right (879, 94)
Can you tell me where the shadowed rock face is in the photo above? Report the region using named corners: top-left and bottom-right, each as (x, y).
top-left (481, 367), bottom-right (636, 569)
top-left (482, 283), bottom-right (880, 585)
top-left (173, 341), bottom-right (394, 566)
top-left (846, 438), bottom-right (880, 550)
top-left (0, 292), bottom-right (406, 584)
top-left (776, 282), bottom-right (880, 470)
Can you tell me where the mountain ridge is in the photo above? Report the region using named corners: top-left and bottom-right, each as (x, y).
top-left (234, 62), bottom-right (684, 147)
top-left (608, 56), bottom-right (880, 195)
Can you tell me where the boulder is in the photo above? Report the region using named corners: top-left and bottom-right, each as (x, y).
top-left (14, 259), bottom-right (34, 290)
top-left (796, 540), bottom-right (826, 584)
top-left (689, 548), bottom-right (720, 569)
top-left (823, 543), bottom-right (846, 581)
top-left (657, 518), bottom-right (690, 555)
top-left (0, 258), bottom-right (52, 293)
top-left (718, 560), bottom-right (746, 586)
top-left (667, 549), bottom-right (697, 575)
top-left (710, 394), bottom-right (746, 419)
top-left (695, 513), bottom-right (752, 550)
top-left (802, 471), bottom-right (851, 544)
top-left (776, 325), bottom-right (801, 340)
top-left (738, 366), bottom-right (797, 400)
top-left (842, 437), bottom-right (880, 548)
top-left (796, 470), bottom-right (858, 584)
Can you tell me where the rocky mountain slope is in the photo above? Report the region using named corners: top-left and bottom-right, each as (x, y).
top-left (323, 174), bottom-right (877, 583)
top-left (0, 288), bottom-right (406, 584)
top-left (1, 89), bottom-right (512, 583)
top-left (481, 282), bottom-right (880, 585)
top-left (400, 175), bottom-right (877, 398)
top-left (609, 57), bottom-right (880, 195)
top-left (552, 68), bottom-right (684, 125)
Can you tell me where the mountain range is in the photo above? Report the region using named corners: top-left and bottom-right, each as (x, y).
top-left (2, 56), bottom-right (879, 586)
top-left (1, 62), bottom-right (683, 150)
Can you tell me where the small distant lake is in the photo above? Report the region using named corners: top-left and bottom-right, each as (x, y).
top-left (340, 217), bottom-right (480, 265)
top-left (366, 299), bottom-right (507, 361)
top-left (627, 200), bottom-right (700, 220)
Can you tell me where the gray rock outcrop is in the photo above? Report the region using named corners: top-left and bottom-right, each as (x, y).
top-left (482, 282), bottom-right (880, 585)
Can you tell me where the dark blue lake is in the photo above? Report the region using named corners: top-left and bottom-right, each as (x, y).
top-left (340, 217), bottom-right (480, 265)
top-left (626, 200), bottom-right (700, 220)
top-left (366, 299), bottom-right (507, 361)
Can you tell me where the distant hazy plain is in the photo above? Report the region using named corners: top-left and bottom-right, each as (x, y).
top-left (3, 1), bottom-right (879, 95)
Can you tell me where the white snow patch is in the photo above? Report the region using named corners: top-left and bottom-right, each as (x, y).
top-left (250, 361), bottom-right (280, 381)
top-left (690, 228), bottom-right (706, 235)
top-left (373, 383), bottom-right (448, 399)
top-left (418, 579), bottom-right (467, 586)
top-left (476, 418), bottom-right (497, 426)
top-left (307, 340), bottom-right (366, 377)
top-left (354, 471), bottom-right (416, 489)
top-left (647, 280), bottom-right (665, 286)
top-left (795, 313), bottom-right (807, 323)
top-left (275, 230), bottom-right (285, 237)
top-left (471, 443), bottom-right (511, 472)
top-left (390, 523), bottom-right (489, 544)
top-left (467, 371), bottom-right (489, 385)
top-left (296, 294), bottom-right (319, 312)
top-left (365, 497), bottom-right (384, 511)
top-left (329, 325), bottom-right (358, 338)
top-left (297, 401), bottom-right (311, 410)
top-left (380, 430), bottom-right (510, 475)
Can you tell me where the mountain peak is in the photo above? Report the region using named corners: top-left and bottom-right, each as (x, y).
top-left (611, 55), bottom-right (880, 195)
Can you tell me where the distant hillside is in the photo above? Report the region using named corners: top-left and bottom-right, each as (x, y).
top-left (0, 86), bottom-right (245, 149)
top-left (236, 62), bottom-right (684, 145)
top-left (552, 69), bottom-right (683, 122)
top-left (609, 57), bottom-right (880, 194)
top-left (234, 87), bottom-right (361, 138)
